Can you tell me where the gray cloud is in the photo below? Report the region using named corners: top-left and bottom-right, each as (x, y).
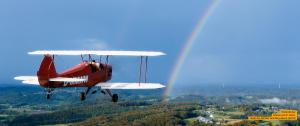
top-left (259, 97), bottom-right (288, 104)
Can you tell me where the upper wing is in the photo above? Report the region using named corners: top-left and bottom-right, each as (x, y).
top-left (14, 76), bottom-right (39, 85)
top-left (14, 76), bottom-right (88, 85)
top-left (28, 50), bottom-right (166, 57)
top-left (97, 83), bottom-right (165, 89)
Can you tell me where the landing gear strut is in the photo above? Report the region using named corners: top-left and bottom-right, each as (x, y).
top-left (80, 87), bottom-right (91, 101)
top-left (79, 86), bottom-right (118, 102)
top-left (80, 92), bottom-right (86, 101)
top-left (105, 89), bottom-right (118, 102)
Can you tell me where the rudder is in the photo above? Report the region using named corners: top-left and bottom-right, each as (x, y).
top-left (37, 55), bottom-right (58, 82)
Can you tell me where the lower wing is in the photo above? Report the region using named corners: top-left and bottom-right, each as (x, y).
top-left (97, 83), bottom-right (165, 89)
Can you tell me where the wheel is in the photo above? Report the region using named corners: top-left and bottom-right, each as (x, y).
top-left (80, 92), bottom-right (86, 101)
top-left (112, 94), bottom-right (118, 102)
top-left (46, 94), bottom-right (50, 99)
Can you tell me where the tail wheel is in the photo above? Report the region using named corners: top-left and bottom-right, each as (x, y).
top-left (112, 94), bottom-right (118, 102)
top-left (80, 92), bottom-right (86, 101)
top-left (46, 88), bottom-right (52, 100)
top-left (46, 94), bottom-right (50, 99)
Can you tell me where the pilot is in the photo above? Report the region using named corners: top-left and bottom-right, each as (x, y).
top-left (90, 60), bottom-right (96, 64)
top-left (89, 60), bottom-right (98, 72)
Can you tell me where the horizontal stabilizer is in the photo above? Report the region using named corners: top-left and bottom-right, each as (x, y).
top-left (97, 83), bottom-right (165, 89)
top-left (29, 50), bottom-right (166, 57)
top-left (22, 80), bottom-right (39, 85)
top-left (14, 76), bottom-right (39, 85)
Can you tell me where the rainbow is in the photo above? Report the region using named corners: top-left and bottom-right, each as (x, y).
top-left (163, 0), bottom-right (221, 101)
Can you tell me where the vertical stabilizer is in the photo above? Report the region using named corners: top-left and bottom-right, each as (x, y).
top-left (37, 55), bottom-right (57, 85)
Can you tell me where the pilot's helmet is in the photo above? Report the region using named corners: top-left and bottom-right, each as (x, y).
top-left (95, 63), bottom-right (100, 68)
top-left (90, 60), bottom-right (96, 64)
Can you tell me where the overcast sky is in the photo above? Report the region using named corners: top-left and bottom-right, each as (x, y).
top-left (0, 0), bottom-right (300, 86)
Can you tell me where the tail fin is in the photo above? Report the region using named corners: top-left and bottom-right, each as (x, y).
top-left (37, 55), bottom-right (58, 81)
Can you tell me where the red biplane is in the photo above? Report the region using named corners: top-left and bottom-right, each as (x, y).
top-left (14, 50), bottom-right (165, 102)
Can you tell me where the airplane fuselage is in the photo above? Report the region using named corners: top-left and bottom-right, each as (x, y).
top-left (37, 55), bottom-right (112, 88)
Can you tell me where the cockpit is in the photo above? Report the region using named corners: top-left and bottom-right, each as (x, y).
top-left (88, 60), bottom-right (112, 77)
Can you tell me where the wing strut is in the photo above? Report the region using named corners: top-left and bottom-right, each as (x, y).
top-left (138, 56), bottom-right (149, 86)
top-left (105, 55), bottom-right (109, 64)
top-left (88, 54), bottom-right (92, 61)
top-left (145, 56), bottom-right (148, 83)
top-left (138, 56), bottom-right (143, 86)
top-left (80, 54), bottom-right (84, 62)
top-left (99, 56), bottom-right (102, 63)
top-left (105, 55), bottom-right (109, 74)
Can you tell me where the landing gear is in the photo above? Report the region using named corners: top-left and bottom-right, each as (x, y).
top-left (78, 87), bottom-right (119, 102)
top-left (45, 88), bottom-right (53, 100)
top-left (46, 94), bottom-right (51, 99)
top-left (104, 89), bottom-right (118, 102)
top-left (112, 94), bottom-right (118, 102)
top-left (80, 87), bottom-right (91, 101)
top-left (80, 92), bottom-right (86, 101)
